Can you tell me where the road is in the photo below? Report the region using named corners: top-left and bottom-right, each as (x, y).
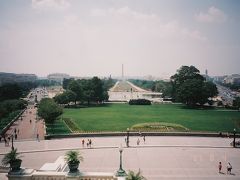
top-left (216, 84), bottom-right (236, 105)
top-left (0, 136), bottom-right (240, 179)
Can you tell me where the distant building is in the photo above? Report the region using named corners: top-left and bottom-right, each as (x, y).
top-left (224, 74), bottom-right (240, 84)
top-left (108, 80), bottom-right (163, 102)
top-left (0, 72), bottom-right (37, 86)
top-left (47, 73), bottom-right (70, 84)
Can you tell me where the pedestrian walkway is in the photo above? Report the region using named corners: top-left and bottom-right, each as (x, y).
top-left (3, 105), bottom-right (45, 142)
top-left (0, 136), bottom-right (239, 180)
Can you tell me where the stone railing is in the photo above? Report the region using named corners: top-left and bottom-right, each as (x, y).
top-left (6, 156), bottom-right (124, 180)
top-left (7, 169), bottom-right (120, 180)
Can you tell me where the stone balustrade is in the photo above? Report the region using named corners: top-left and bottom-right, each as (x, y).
top-left (7, 169), bottom-right (120, 180)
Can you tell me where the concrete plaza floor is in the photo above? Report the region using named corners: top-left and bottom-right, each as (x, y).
top-left (0, 136), bottom-right (240, 179)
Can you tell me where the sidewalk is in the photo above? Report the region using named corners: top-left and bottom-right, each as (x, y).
top-left (0, 136), bottom-right (239, 180)
top-left (3, 105), bottom-right (45, 143)
top-left (0, 136), bottom-right (236, 154)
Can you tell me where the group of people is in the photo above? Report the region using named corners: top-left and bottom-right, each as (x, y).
top-left (81, 139), bottom-right (93, 148)
top-left (218, 162), bottom-right (233, 174)
top-left (124, 131), bottom-right (146, 146)
top-left (0, 127), bottom-right (20, 147)
top-left (136, 131), bottom-right (145, 146)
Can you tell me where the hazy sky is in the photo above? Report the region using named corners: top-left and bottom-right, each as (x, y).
top-left (0, 0), bottom-right (240, 77)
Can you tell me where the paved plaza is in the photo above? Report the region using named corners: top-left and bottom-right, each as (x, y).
top-left (0, 136), bottom-right (239, 179)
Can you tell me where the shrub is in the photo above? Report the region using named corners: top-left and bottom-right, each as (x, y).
top-left (129, 99), bottom-right (151, 105)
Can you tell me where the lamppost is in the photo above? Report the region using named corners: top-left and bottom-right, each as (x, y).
top-left (126, 128), bottom-right (130, 147)
top-left (233, 128), bottom-right (236, 148)
top-left (116, 146), bottom-right (127, 177)
top-left (11, 134), bottom-right (14, 151)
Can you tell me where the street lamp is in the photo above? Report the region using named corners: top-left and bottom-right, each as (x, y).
top-left (116, 146), bottom-right (127, 177)
top-left (233, 128), bottom-right (236, 148)
top-left (126, 128), bottom-right (130, 147)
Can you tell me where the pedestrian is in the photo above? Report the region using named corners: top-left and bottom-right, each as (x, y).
top-left (87, 139), bottom-right (89, 148)
top-left (36, 133), bottom-right (39, 141)
top-left (227, 162), bottom-right (232, 174)
top-left (89, 139), bottom-right (92, 148)
top-left (4, 137), bottom-right (7, 147)
top-left (7, 136), bottom-right (11, 146)
top-left (82, 139), bottom-right (85, 147)
top-left (143, 135), bottom-right (145, 143)
top-left (137, 138), bottom-right (140, 145)
top-left (218, 162), bottom-right (222, 173)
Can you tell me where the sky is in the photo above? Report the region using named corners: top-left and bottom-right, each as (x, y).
top-left (0, 0), bottom-right (240, 78)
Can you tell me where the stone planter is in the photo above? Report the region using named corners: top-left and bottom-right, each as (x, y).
top-left (10, 159), bottom-right (22, 171)
top-left (68, 161), bottom-right (79, 173)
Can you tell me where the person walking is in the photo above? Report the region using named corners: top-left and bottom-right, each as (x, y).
top-left (89, 139), bottom-right (92, 148)
top-left (143, 135), bottom-right (145, 143)
top-left (227, 162), bottom-right (232, 174)
top-left (218, 162), bottom-right (222, 173)
top-left (137, 138), bottom-right (140, 145)
top-left (36, 133), bottom-right (40, 141)
top-left (82, 139), bottom-right (85, 147)
top-left (4, 137), bottom-right (7, 147)
top-left (87, 139), bottom-right (89, 148)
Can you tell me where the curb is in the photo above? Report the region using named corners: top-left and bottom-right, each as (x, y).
top-left (0, 145), bottom-right (235, 156)
top-left (45, 132), bottom-right (240, 140)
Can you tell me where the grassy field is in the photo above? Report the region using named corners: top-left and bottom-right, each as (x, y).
top-left (59, 104), bottom-right (240, 133)
top-left (46, 118), bottom-right (71, 134)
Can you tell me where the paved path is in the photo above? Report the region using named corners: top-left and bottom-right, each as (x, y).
top-left (0, 136), bottom-right (239, 179)
top-left (3, 105), bottom-right (45, 143)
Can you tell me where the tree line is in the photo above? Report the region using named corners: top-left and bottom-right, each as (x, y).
top-left (0, 83), bottom-right (29, 132)
top-left (54, 77), bottom-right (112, 106)
top-left (131, 66), bottom-right (218, 107)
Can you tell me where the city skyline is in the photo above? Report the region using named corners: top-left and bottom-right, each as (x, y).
top-left (0, 0), bottom-right (240, 77)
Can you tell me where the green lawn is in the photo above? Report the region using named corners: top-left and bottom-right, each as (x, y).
top-left (60, 104), bottom-right (240, 133)
top-left (46, 118), bottom-right (71, 134)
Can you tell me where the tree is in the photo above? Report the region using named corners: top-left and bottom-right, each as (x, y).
top-left (91, 76), bottom-right (104, 102)
top-left (171, 65), bottom-right (218, 106)
top-left (127, 170), bottom-right (146, 180)
top-left (0, 83), bottom-right (22, 101)
top-left (65, 90), bottom-right (77, 104)
top-left (37, 98), bottom-right (63, 123)
top-left (176, 79), bottom-right (204, 106)
top-left (63, 78), bottom-right (74, 90)
top-left (54, 93), bottom-right (68, 105)
top-left (233, 97), bottom-right (240, 110)
top-left (68, 80), bottom-right (83, 104)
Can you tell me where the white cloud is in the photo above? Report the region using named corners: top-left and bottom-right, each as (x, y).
top-left (90, 6), bottom-right (156, 20)
top-left (195, 6), bottom-right (227, 23)
top-left (0, 6), bottom-right (209, 77)
top-left (32, 0), bottom-right (70, 11)
top-left (90, 7), bottom-right (207, 42)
